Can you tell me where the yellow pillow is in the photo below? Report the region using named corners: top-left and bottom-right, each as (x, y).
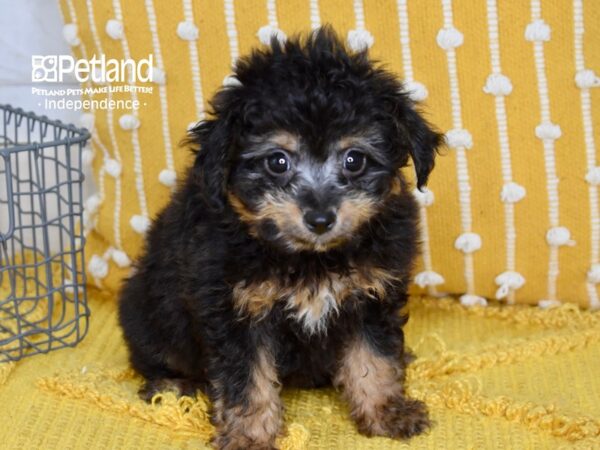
top-left (58, 0), bottom-right (600, 308)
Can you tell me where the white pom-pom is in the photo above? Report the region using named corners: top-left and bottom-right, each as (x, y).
top-left (445, 129), bottom-right (473, 149)
top-left (483, 73), bottom-right (513, 96)
top-left (585, 167), bottom-right (600, 185)
top-left (104, 159), bottom-right (122, 178)
top-left (88, 255), bottom-right (108, 279)
top-left (538, 299), bottom-right (561, 309)
top-left (413, 187), bottom-right (435, 207)
top-left (495, 271), bottom-right (526, 289)
top-left (150, 67), bottom-right (166, 85)
top-left (223, 75), bottom-right (242, 87)
top-left (177, 21), bottom-right (199, 40)
top-left (119, 114), bottom-right (140, 130)
top-left (495, 271), bottom-right (525, 299)
top-left (535, 122), bottom-right (561, 140)
top-left (84, 194), bottom-right (102, 215)
top-left (460, 294), bottom-right (487, 307)
top-left (587, 264), bottom-right (600, 284)
top-left (525, 20), bottom-right (551, 42)
top-left (436, 27), bottom-right (464, 50)
top-left (454, 232), bottom-right (482, 253)
top-left (257, 25), bottom-right (287, 46)
top-left (495, 284), bottom-right (510, 300)
top-left (130, 215), bottom-right (151, 234)
top-left (79, 113), bottom-right (95, 132)
top-left (159, 169), bottom-right (177, 187)
top-left (546, 227), bottom-right (575, 247)
top-left (405, 81), bottom-right (428, 102)
top-left (111, 249), bottom-right (131, 268)
top-left (500, 182), bottom-right (526, 203)
top-left (187, 121), bottom-right (198, 131)
top-left (414, 271), bottom-right (445, 288)
top-left (575, 69), bottom-right (600, 89)
top-left (105, 19), bottom-right (124, 40)
top-left (62, 23), bottom-right (80, 46)
top-left (347, 29), bottom-right (374, 52)
top-left (82, 148), bottom-right (95, 166)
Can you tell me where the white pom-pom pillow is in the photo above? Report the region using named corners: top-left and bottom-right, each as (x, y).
top-left (59, 0), bottom-right (600, 309)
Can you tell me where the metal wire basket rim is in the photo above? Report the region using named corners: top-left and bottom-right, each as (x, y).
top-left (0, 103), bottom-right (91, 156)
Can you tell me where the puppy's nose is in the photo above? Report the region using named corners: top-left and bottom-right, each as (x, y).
top-left (303, 210), bottom-right (336, 235)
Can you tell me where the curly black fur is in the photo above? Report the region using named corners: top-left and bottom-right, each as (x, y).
top-left (119, 27), bottom-right (442, 449)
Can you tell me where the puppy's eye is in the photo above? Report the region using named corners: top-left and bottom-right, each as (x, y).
top-left (343, 149), bottom-right (366, 175)
top-left (266, 151), bottom-right (291, 175)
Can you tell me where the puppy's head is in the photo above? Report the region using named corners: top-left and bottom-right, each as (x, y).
top-left (188, 27), bottom-right (442, 252)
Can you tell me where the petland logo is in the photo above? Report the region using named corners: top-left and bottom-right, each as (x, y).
top-left (31, 54), bottom-right (153, 83)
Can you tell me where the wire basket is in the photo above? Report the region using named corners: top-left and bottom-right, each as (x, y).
top-left (0, 104), bottom-right (90, 362)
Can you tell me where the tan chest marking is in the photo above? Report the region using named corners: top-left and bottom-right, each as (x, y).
top-left (233, 268), bottom-right (400, 333)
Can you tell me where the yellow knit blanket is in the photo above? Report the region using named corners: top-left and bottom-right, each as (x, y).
top-left (1, 292), bottom-right (599, 449)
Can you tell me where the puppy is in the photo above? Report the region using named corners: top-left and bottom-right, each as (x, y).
top-left (118, 27), bottom-right (442, 449)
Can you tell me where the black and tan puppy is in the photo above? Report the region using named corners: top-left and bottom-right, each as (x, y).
top-left (118, 27), bottom-right (442, 449)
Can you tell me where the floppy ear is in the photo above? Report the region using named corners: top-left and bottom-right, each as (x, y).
top-left (187, 116), bottom-right (235, 212)
top-left (386, 88), bottom-right (444, 190)
top-left (402, 105), bottom-right (444, 190)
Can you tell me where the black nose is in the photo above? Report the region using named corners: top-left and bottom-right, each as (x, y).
top-left (303, 210), bottom-right (336, 235)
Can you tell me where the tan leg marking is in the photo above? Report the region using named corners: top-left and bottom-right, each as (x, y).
top-left (334, 339), bottom-right (430, 439)
top-left (212, 348), bottom-right (283, 450)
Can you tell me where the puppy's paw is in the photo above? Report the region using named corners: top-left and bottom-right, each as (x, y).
top-left (211, 432), bottom-right (277, 450)
top-left (356, 397), bottom-right (430, 440)
top-left (138, 378), bottom-right (202, 403)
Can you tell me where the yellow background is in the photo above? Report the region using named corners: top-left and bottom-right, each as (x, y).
top-left (59, 0), bottom-right (600, 307)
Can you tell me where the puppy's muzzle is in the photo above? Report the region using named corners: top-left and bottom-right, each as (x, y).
top-left (303, 210), bottom-right (336, 235)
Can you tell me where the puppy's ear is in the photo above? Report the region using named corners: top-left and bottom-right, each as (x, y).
top-left (387, 89), bottom-right (443, 190)
top-left (401, 105), bottom-right (443, 190)
top-left (187, 115), bottom-right (235, 212)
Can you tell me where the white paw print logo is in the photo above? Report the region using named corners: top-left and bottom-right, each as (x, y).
top-left (31, 55), bottom-right (58, 82)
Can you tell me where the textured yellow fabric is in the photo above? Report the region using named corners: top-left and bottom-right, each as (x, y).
top-left (0, 291), bottom-right (599, 448)
top-left (57, 0), bottom-right (600, 307)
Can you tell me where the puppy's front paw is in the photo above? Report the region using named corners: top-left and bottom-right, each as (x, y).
top-left (138, 378), bottom-right (203, 403)
top-left (356, 397), bottom-right (430, 440)
top-left (211, 432), bottom-right (277, 450)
